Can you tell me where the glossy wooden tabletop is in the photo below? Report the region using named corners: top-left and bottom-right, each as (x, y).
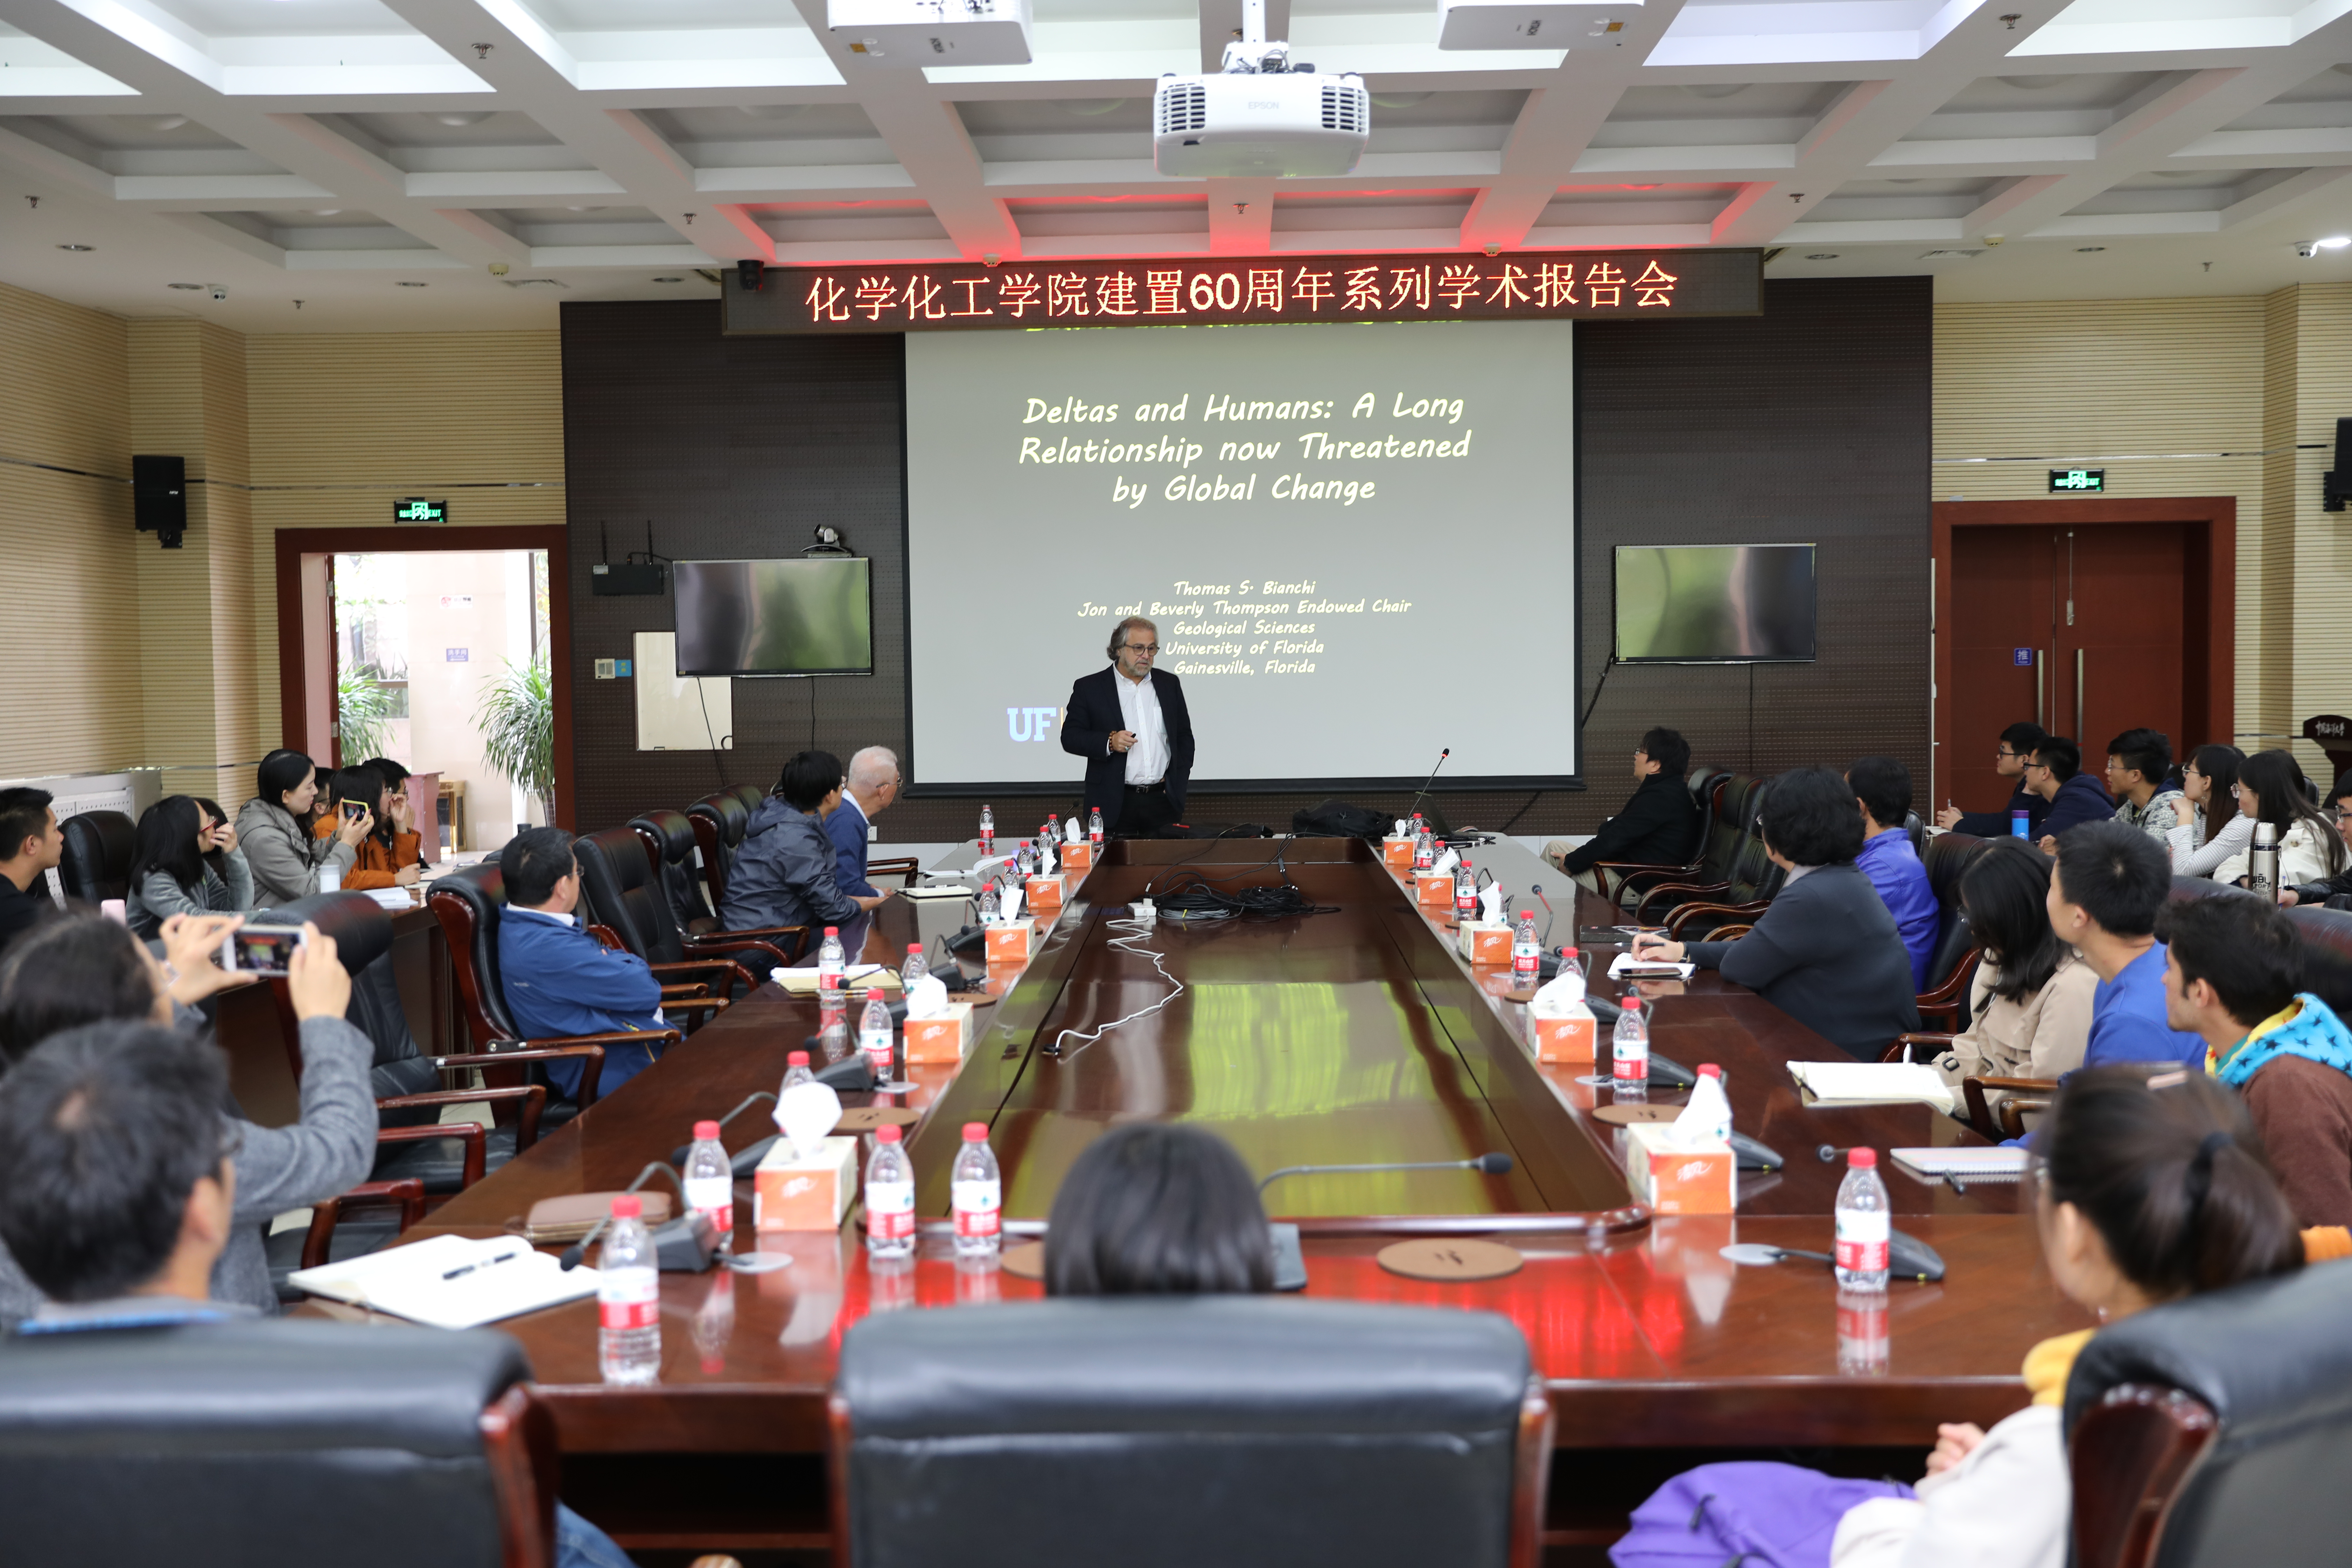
top-left (349, 835), bottom-right (2084, 1457)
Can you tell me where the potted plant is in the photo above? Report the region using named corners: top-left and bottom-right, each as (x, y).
top-left (474, 657), bottom-right (555, 824)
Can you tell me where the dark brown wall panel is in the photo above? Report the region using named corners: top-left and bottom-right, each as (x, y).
top-left (560, 279), bottom-right (1929, 841)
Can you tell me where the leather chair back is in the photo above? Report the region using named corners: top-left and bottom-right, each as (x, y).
top-left (2065, 1262), bottom-right (2352, 1568)
top-left (727, 782), bottom-right (766, 818)
top-left (0, 1317), bottom-right (550, 1568)
top-left (833, 1298), bottom-right (1547, 1568)
top-left (427, 864), bottom-right (520, 1044)
top-left (2169, 876), bottom-right (2252, 904)
top-left (1904, 811), bottom-right (1925, 857)
top-left (574, 827), bottom-right (686, 966)
top-left (1921, 832), bottom-right (1990, 993)
top-left (630, 808), bottom-right (713, 932)
top-left (686, 791), bottom-right (754, 909)
top-left (254, 889), bottom-right (434, 1112)
top-left (56, 810), bottom-right (134, 904)
top-left (1698, 775), bottom-right (1763, 885)
top-left (2284, 903), bottom-right (2352, 965)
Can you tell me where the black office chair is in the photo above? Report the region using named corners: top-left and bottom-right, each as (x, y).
top-left (685, 791), bottom-right (755, 915)
top-left (629, 806), bottom-right (717, 933)
top-left (727, 781), bottom-right (766, 818)
top-left (1661, 782), bottom-right (1785, 939)
top-left (1626, 774), bottom-right (1761, 920)
top-left (56, 809), bottom-right (133, 904)
top-left (1585, 768), bottom-right (1735, 910)
top-left (2066, 1260), bottom-right (2352, 1568)
top-left (570, 828), bottom-right (789, 1025)
top-left (831, 1298), bottom-right (1551, 1568)
top-left (0, 1317), bottom-right (554, 1568)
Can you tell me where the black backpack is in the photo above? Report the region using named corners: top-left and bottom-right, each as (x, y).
top-left (1290, 799), bottom-right (1391, 843)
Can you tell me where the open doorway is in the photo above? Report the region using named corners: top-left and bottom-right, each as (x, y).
top-left (276, 526), bottom-right (575, 832)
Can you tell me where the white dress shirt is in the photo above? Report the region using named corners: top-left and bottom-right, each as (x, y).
top-left (1114, 670), bottom-right (1169, 786)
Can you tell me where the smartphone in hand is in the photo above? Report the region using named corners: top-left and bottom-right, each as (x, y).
top-left (221, 924), bottom-right (307, 976)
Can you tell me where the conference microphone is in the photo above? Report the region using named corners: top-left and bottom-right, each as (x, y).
top-left (558, 1161), bottom-right (719, 1274)
top-left (668, 1091), bottom-right (778, 1176)
top-left (1256, 1150), bottom-right (1512, 1197)
top-left (1406, 747), bottom-right (1451, 828)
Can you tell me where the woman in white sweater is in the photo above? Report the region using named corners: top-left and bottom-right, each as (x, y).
top-left (2166, 744), bottom-right (2247, 878)
top-left (2206, 748), bottom-right (2346, 889)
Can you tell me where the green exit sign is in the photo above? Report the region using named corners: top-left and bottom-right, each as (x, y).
top-left (2049, 468), bottom-right (2106, 493)
top-left (395, 497), bottom-right (448, 523)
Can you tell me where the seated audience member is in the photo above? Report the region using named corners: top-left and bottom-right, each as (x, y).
top-left (1849, 756), bottom-right (1938, 989)
top-left (723, 751), bottom-right (884, 939)
top-left (2166, 743), bottom-right (2248, 878)
top-left (1544, 727), bottom-right (1702, 890)
top-left (1935, 721), bottom-right (2049, 837)
top-left (2105, 728), bottom-right (2186, 841)
top-left (1929, 840), bottom-right (2096, 1104)
top-left (312, 765), bottom-right (421, 891)
top-left (236, 748), bottom-right (364, 905)
top-left (0, 1019), bottom-right (639, 1568)
top-left (0, 913), bottom-right (370, 1321)
top-left (1631, 768), bottom-right (1920, 1059)
top-left (2283, 772), bottom-right (2352, 907)
top-left (363, 756), bottom-right (435, 858)
top-left (2218, 748), bottom-right (2347, 892)
top-left (0, 789), bottom-right (62, 958)
top-left (497, 826), bottom-right (664, 1099)
top-left (1044, 1122), bottom-right (1274, 1296)
top-left (2026, 737), bottom-right (2114, 850)
top-left (825, 746), bottom-right (902, 901)
top-left (2162, 894), bottom-right (2352, 1227)
top-left (2046, 822), bottom-right (2206, 1069)
top-left (124, 796), bottom-right (254, 938)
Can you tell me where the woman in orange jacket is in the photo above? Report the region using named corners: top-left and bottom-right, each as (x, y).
top-left (312, 764), bottom-right (422, 890)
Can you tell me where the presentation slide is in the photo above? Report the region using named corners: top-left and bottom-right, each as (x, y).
top-left (904, 319), bottom-right (1576, 789)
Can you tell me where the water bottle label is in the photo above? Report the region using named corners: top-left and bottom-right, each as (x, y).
top-left (861, 1028), bottom-right (892, 1065)
top-left (598, 1265), bottom-right (659, 1330)
top-left (868, 1179), bottom-right (916, 1241)
top-left (1835, 1209), bottom-right (1890, 1272)
top-left (1613, 1051), bottom-right (1647, 1080)
top-left (684, 1174), bottom-right (734, 1236)
top-left (952, 1178), bottom-right (1002, 1238)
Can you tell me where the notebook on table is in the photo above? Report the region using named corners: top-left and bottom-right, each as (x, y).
top-left (1892, 1146), bottom-right (2030, 1182)
top-left (1786, 1061), bottom-right (1957, 1115)
top-left (288, 1234), bottom-right (600, 1329)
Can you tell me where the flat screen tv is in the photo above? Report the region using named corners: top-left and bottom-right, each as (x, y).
top-left (674, 558), bottom-right (874, 677)
top-left (1614, 544), bottom-right (1817, 663)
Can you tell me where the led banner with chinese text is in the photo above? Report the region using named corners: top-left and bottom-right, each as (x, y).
top-left (722, 248), bottom-right (1761, 335)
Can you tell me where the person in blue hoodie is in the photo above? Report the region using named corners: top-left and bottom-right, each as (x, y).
top-left (722, 751), bottom-right (882, 950)
top-left (2028, 735), bottom-right (2116, 851)
top-left (1849, 755), bottom-right (1939, 990)
top-left (2045, 820), bottom-right (2205, 1069)
top-left (496, 825), bottom-right (665, 1100)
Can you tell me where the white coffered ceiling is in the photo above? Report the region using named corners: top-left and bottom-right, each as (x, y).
top-left (7, 0), bottom-right (2352, 329)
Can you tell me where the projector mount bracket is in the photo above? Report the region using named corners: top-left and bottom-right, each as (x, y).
top-left (1222, 0), bottom-right (1309, 74)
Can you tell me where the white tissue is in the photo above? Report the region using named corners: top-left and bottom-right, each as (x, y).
top-left (905, 973), bottom-right (951, 1019)
top-left (1065, 817), bottom-right (1081, 843)
top-left (1431, 846), bottom-right (1460, 875)
top-left (1528, 963), bottom-right (1587, 1017)
top-left (1001, 880), bottom-right (1024, 920)
top-left (1665, 1071), bottom-right (1734, 1150)
top-left (1394, 819), bottom-right (1410, 839)
top-left (1478, 885), bottom-right (1504, 924)
top-left (773, 1080), bottom-right (842, 1160)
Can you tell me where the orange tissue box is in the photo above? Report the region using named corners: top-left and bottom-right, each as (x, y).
top-left (903, 1001), bottom-right (975, 1064)
top-left (1624, 1124), bottom-right (1736, 1216)
top-left (1026, 873), bottom-right (1066, 912)
top-left (1528, 1004), bottom-right (1596, 1065)
top-left (1383, 837), bottom-right (1416, 871)
top-left (754, 1135), bottom-right (859, 1231)
top-left (983, 918), bottom-right (1036, 965)
top-left (1060, 842), bottom-right (1093, 873)
top-left (1415, 871), bottom-right (1454, 908)
top-left (1456, 920), bottom-right (1512, 964)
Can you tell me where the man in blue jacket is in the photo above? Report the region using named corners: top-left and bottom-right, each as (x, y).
top-left (497, 826), bottom-right (664, 1100)
top-left (1849, 755), bottom-right (1938, 990)
top-left (2046, 820), bottom-right (2205, 1068)
top-left (823, 746), bottom-right (901, 902)
top-left (2028, 736), bottom-right (2115, 850)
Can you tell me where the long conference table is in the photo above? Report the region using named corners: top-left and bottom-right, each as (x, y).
top-left (309, 835), bottom-right (2090, 1560)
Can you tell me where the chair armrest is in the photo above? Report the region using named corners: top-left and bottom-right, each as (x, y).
top-left (1707, 923), bottom-right (1755, 941)
top-left (1962, 1074), bottom-right (2059, 1141)
top-left (1998, 1097), bottom-right (2054, 1141)
top-left (587, 923), bottom-right (630, 953)
top-left (686, 936), bottom-right (799, 972)
top-left (300, 1178), bottom-right (428, 1271)
top-left (651, 956), bottom-right (762, 996)
top-left (375, 1120), bottom-right (486, 1189)
top-left (1634, 880), bottom-right (1732, 922)
top-left (690, 925), bottom-right (808, 965)
top-left (1916, 951), bottom-right (1983, 1034)
top-left (433, 1032), bottom-right (676, 1109)
top-left (1884, 1032), bottom-right (1955, 1063)
top-left (1590, 859), bottom-right (1701, 906)
top-left (378, 1085), bottom-right (547, 1153)
top-left (869, 857), bottom-right (921, 888)
top-left (1663, 898), bottom-right (1770, 938)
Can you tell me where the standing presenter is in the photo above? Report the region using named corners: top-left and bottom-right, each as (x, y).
top-left (1062, 616), bottom-right (1196, 838)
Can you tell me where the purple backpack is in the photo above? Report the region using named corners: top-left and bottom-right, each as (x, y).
top-left (1609, 1462), bottom-right (1914, 1568)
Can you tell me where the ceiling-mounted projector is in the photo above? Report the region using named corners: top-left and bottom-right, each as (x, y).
top-left (1153, 0), bottom-right (1368, 178)
top-left (826, 0), bottom-right (1032, 68)
top-left (1437, 0), bottom-right (1640, 50)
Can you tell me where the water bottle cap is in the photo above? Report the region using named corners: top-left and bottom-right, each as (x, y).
top-left (824, 926), bottom-right (838, 936)
top-left (876, 1124), bottom-right (902, 1143)
top-left (1560, 945), bottom-right (1578, 957)
top-left (611, 1195), bottom-right (642, 1218)
top-left (962, 1121), bottom-right (989, 1142)
top-left (1698, 1064), bottom-right (1721, 1079)
top-left (694, 1120), bottom-right (721, 1139)
top-left (1621, 996), bottom-right (1640, 1013)
top-left (1848, 1147), bottom-right (1877, 1168)
top-left (908, 943), bottom-right (922, 953)
top-left (789, 1050), bottom-right (810, 1066)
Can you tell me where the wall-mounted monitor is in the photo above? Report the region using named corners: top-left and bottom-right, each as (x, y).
top-left (1614, 544), bottom-right (1817, 663)
top-left (673, 558), bottom-right (874, 677)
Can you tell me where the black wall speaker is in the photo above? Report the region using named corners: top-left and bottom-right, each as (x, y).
top-left (2327, 416), bottom-right (2351, 513)
top-left (132, 454), bottom-right (187, 546)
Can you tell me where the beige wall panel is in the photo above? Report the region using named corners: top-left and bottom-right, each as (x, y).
top-left (129, 320), bottom-right (220, 796)
top-left (2286, 283), bottom-right (2352, 788)
top-left (0, 281), bottom-right (128, 475)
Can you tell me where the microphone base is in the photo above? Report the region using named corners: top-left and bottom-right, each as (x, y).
top-left (653, 1211), bottom-right (722, 1273)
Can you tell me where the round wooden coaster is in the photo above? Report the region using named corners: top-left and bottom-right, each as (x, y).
top-left (1000, 1240), bottom-right (1046, 1280)
top-left (1376, 1238), bottom-right (1524, 1283)
top-left (834, 1106), bottom-right (922, 1132)
top-left (1589, 1103), bottom-right (1681, 1125)
top-left (1502, 987), bottom-right (1539, 1003)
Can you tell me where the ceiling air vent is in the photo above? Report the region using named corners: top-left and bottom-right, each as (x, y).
top-left (502, 278), bottom-right (570, 289)
top-left (1917, 248), bottom-right (1987, 260)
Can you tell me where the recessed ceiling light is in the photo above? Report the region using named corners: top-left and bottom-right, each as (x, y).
top-left (652, 276), bottom-right (684, 283)
top-left (168, 282), bottom-right (204, 290)
top-left (1805, 253), bottom-right (1840, 260)
top-left (56, 244), bottom-right (93, 252)
top-left (310, 209), bottom-right (342, 217)
top-left (396, 281), bottom-right (429, 287)
top-left (431, 111), bottom-right (491, 127)
top-left (149, 114), bottom-right (189, 132)
top-left (565, 205), bottom-right (605, 212)
top-left (2076, 246), bottom-right (2106, 252)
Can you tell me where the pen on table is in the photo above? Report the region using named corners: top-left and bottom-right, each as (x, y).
top-left (1944, 1170), bottom-right (1968, 1197)
top-left (443, 1248), bottom-right (527, 1282)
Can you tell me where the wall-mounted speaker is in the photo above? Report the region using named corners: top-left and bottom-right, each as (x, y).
top-left (132, 454), bottom-right (187, 548)
top-left (737, 259), bottom-right (765, 292)
top-left (2327, 417), bottom-right (2351, 513)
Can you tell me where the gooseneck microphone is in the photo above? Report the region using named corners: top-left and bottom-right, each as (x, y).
top-left (1256, 1150), bottom-right (1512, 1196)
top-left (560, 1161), bottom-right (686, 1270)
top-left (667, 1091), bottom-right (778, 1169)
top-left (1406, 747), bottom-right (1451, 827)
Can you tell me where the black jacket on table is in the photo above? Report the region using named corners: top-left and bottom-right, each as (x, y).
top-left (1951, 782), bottom-right (2048, 840)
top-left (1059, 665), bottom-right (1195, 834)
top-left (1685, 862), bottom-right (1922, 1060)
top-left (1561, 772), bottom-right (1701, 875)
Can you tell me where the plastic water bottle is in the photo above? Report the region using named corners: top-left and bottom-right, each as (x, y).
top-left (1454, 858), bottom-right (1478, 923)
top-left (1413, 821), bottom-right (1436, 871)
top-left (682, 1119), bottom-right (734, 1250)
top-left (319, 859), bottom-right (342, 893)
top-left (2009, 808), bottom-right (2031, 839)
top-left (1834, 1148), bottom-right (1891, 1293)
top-left (1511, 912), bottom-right (1541, 987)
top-left (979, 804), bottom-right (994, 854)
top-left (976, 880), bottom-right (999, 923)
top-left (1612, 995), bottom-right (1650, 1085)
top-left (817, 1011), bottom-right (851, 1064)
top-left (597, 1195), bottom-right (660, 1385)
top-left (1089, 806), bottom-right (1104, 846)
top-left (901, 942), bottom-right (927, 992)
top-left (1036, 830), bottom-right (1055, 875)
top-left (780, 1049), bottom-right (815, 1097)
top-left (951, 1121), bottom-right (1002, 1258)
top-left (859, 993), bottom-right (894, 1077)
top-left (865, 1124), bottom-right (916, 1260)
top-left (817, 925), bottom-right (845, 1002)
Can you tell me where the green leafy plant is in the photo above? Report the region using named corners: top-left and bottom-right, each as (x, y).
top-left (337, 664), bottom-right (394, 762)
top-left (474, 657), bottom-right (555, 823)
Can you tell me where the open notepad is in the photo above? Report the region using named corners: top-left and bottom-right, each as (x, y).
top-left (288, 1234), bottom-right (601, 1329)
top-left (1893, 1146), bottom-right (2030, 1182)
top-left (1786, 1060), bottom-right (1957, 1115)
top-left (770, 964), bottom-right (901, 994)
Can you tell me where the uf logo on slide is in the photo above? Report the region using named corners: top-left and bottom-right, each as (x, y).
top-left (1007, 706), bottom-right (1060, 742)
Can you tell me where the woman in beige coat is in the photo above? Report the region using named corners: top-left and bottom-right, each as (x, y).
top-left (1931, 840), bottom-right (2097, 1114)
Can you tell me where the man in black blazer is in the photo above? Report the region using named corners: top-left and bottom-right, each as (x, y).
top-left (1061, 616), bottom-right (1196, 837)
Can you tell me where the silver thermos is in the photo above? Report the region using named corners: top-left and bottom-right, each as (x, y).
top-left (2249, 821), bottom-right (2280, 902)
